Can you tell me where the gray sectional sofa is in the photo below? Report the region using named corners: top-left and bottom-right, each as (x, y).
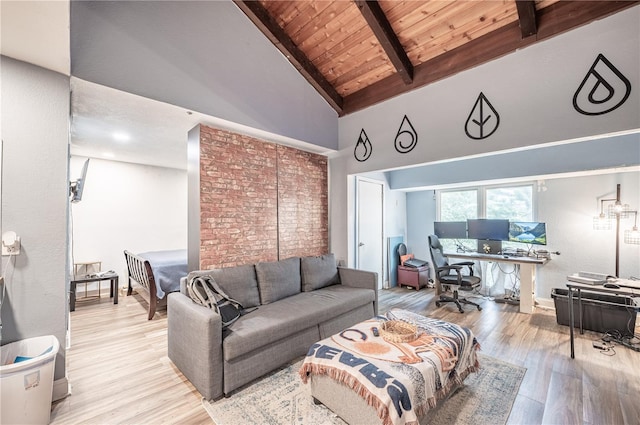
top-left (167, 254), bottom-right (378, 400)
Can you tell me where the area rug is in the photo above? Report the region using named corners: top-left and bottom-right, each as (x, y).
top-left (203, 353), bottom-right (526, 425)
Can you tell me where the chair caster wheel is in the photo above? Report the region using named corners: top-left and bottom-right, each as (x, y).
top-left (435, 302), bottom-right (441, 307)
top-left (477, 306), bottom-right (482, 311)
top-left (458, 310), bottom-right (464, 314)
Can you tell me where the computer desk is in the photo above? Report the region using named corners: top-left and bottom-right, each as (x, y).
top-left (566, 280), bottom-right (640, 359)
top-left (445, 252), bottom-right (549, 314)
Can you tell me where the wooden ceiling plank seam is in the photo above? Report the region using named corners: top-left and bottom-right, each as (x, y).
top-left (380, 0), bottom-right (454, 30)
top-left (355, 0), bottom-right (414, 84)
top-left (321, 47), bottom-right (391, 92)
top-left (380, 1), bottom-right (461, 59)
top-left (516, 0), bottom-right (539, 38)
top-left (404, 2), bottom-right (519, 63)
top-left (290, 1), bottom-right (355, 48)
top-left (307, 21), bottom-right (372, 64)
top-left (341, 0), bottom-right (639, 116)
top-left (259, 0), bottom-right (297, 26)
top-left (397, 1), bottom-right (517, 54)
top-left (282, 1), bottom-right (338, 41)
top-left (327, 47), bottom-right (396, 85)
top-left (233, 0), bottom-right (344, 112)
top-left (336, 63), bottom-right (397, 97)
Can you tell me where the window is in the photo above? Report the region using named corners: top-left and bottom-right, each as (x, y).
top-left (486, 186), bottom-right (533, 221)
top-left (438, 184), bottom-right (535, 248)
top-left (439, 189), bottom-right (478, 221)
top-left (438, 183), bottom-right (534, 221)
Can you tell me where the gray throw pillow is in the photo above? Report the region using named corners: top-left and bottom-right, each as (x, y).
top-left (255, 257), bottom-right (301, 304)
top-left (187, 264), bottom-right (260, 308)
top-left (301, 254), bottom-right (339, 292)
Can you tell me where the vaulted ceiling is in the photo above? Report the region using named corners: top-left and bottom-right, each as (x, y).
top-left (235, 0), bottom-right (638, 116)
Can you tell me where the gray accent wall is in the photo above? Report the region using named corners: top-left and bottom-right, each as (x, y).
top-left (70, 0), bottom-right (338, 150)
top-left (1, 57), bottom-right (69, 383)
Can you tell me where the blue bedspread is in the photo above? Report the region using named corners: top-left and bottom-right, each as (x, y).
top-left (138, 249), bottom-right (188, 299)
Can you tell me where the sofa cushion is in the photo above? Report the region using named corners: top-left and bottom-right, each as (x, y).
top-left (223, 285), bottom-right (375, 361)
top-left (186, 265), bottom-right (260, 309)
top-left (301, 254), bottom-right (340, 292)
top-left (255, 257), bottom-right (301, 304)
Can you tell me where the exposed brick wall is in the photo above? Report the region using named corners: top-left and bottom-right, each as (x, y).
top-left (198, 125), bottom-right (328, 269)
top-left (199, 126), bottom-right (278, 269)
top-left (277, 145), bottom-right (328, 258)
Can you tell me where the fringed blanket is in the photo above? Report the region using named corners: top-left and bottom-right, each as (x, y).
top-left (299, 309), bottom-right (480, 425)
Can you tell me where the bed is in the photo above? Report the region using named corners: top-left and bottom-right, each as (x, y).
top-left (123, 249), bottom-right (188, 320)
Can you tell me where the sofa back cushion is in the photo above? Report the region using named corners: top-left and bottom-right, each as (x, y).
top-left (186, 264), bottom-right (260, 309)
top-left (255, 257), bottom-right (301, 304)
top-left (301, 254), bottom-right (340, 292)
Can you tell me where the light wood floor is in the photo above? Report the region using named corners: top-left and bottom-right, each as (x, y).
top-left (51, 287), bottom-right (640, 424)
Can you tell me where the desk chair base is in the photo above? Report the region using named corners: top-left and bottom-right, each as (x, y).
top-left (435, 290), bottom-right (482, 313)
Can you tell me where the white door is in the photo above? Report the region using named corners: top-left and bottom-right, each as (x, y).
top-left (357, 178), bottom-right (383, 289)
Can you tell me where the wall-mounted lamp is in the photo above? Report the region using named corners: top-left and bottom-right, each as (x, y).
top-left (593, 184), bottom-right (639, 276)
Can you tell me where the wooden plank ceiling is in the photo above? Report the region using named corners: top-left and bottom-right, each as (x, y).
top-left (234, 1), bottom-right (638, 116)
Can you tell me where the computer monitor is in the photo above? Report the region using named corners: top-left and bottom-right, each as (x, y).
top-left (509, 221), bottom-right (547, 245)
top-left (467, 219), bottom-right (509, 241)
top-left (434, 221), bottom-right (467, 239)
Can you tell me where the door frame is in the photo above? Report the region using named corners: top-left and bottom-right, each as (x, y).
top-left (355, 176), bottom-right (384, 289)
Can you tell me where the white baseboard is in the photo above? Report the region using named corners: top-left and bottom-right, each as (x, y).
top-left (535, 297), bottom-right (555, 310)
top-left (53, 376), bottom-right (71, 401)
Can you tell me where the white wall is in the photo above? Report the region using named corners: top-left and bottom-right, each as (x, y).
top-left (536, 171), bottom-right (640, 304)
top-left (1, 57), bottom-right (69, 386)
top-left (69, 157), bottom-right (187, 289)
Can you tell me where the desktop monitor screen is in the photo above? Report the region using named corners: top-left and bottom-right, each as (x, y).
top-left (434, 221), bottom-right (467, 239)
top-left (509, 222), bottom-right (547, 245)
top-left (467, 219), bottom-right (509, 241)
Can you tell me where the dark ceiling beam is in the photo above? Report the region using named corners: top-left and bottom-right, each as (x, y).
top-left (233, 0), bottom-right (344, 112)
top-left (342, 0), bottom-right (639, 116)
top-left (355, 0), bottom-right (414, 84)
top-left (515, 0), bottom-right (538, 38)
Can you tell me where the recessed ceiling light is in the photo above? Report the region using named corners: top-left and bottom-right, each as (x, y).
top-left (112, 132), bottom-right (131, 142)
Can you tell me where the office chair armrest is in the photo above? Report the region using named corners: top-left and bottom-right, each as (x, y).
top-left (452, 261), bottom-right (476, 276)
top-left (437, 265), bottom-right (464, 285)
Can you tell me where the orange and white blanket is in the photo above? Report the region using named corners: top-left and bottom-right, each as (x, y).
top-left (299, 309), bottom-right (480, 425)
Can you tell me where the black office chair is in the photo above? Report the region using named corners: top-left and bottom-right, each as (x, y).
top-left (428, 235), bottom-right (482, 313)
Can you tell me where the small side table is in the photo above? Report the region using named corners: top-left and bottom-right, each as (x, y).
top-left (70, 273), bottom-right (119, 312)
top-left (397, 265), bottom-right (430, 290)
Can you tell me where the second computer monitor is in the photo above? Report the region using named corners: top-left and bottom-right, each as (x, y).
top-left (466, 219), bottom-right (510, 241)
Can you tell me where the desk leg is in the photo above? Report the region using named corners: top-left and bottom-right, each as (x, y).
top-left (113, 276), bottom-right (119, 305)
top-left (569, 288), bottom-right (575, 359)
top-left (70, 281), bottom-right (77, 312)
top-left (519, 263), bottom-right (536, 314)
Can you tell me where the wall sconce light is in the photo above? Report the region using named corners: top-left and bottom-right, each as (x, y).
top-left (593, 184), bottom-right (639, 276)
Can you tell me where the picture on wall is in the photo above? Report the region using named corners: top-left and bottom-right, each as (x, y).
top-left (465, 92), bottom-right (500, 140)
top-left (354, 128), bottom-right (372, 162)
top-left (573, 53), bottom-right (631, 116)
top-left (394, 115), bottom-right (418, 154)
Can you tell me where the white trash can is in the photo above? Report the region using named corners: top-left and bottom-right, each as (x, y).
top-left (1, 335), bottom-right (60, 425)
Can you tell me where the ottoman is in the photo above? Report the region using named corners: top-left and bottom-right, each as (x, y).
top-left (299, 309), bottom-right (480, 425)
